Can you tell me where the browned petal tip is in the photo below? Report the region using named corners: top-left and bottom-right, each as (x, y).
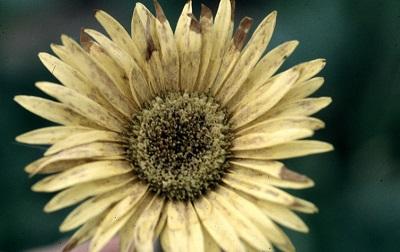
top-left (79, 28), bottom-right (93, 51)
top-left (93, 8), bottom-right (100, 16)
top-left (152, 0), bottom-right (166, 22)
top-left (280, 166), bottom-right (308, 182)
top-left (200, 4), bottom-right (213, 20)
top-left (233, 17), bottom-right (253, 50)
top-left (188, 14), bottom-right (201, 33)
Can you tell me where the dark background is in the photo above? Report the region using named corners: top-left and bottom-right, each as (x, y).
top-left (1, 0), bottom-right (399, 251)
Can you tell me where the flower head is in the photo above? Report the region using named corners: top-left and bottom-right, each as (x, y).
top-left (15, 0), bottom-right (333, 251)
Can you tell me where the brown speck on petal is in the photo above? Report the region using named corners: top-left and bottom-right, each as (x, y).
top-left (188, 14), bottom-right (201, 33)
top-left (280, 167), bottom-right (308, 182)
top-left (145, 14), bottom-right (156, 61)
top-left (233, 17), bottom-right (253, 50)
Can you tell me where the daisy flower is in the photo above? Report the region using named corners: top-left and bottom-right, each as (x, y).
top-left (15, 0), bottom-right (333, 251)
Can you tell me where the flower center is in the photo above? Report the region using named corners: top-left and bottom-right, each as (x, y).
top-left (125, 92), bottom-right (232, 201)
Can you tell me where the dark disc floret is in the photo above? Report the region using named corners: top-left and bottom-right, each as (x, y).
top-left (125, 92), bottom-right (232, 201)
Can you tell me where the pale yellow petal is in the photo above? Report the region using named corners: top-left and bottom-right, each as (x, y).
top-left (130, 3), bottom-right (148, 61)
top-left (293, 58), bottom-right (326, 84)
top-left (166, 201), bottom-right (188, 252)
top-left (193, 196), bottom-right (245, 252)
top-left (177, 16), bottom-right (202, 92)
top-left (160, 224), bottom-right (172, 252)
top-left (25, 158), bottom-right (88, 176)
top-left (218, 187), bottom-right (294, 251)
top-left (44, 174), bottom-right (134, 212)
top-left (146, 50), bottom-right (165, 94)
top-left (62, 212), bottom-right (107, 252)
top-left (83, 41), bottom-right (137, 107)
top-left (230, 159), bottom-right (285, 178)
top-left (228, 41), bottom-right (299, 110)
top-left (129, 60), bottom-right (154, 105)
top-left (258, 200), bottom-right (309, 233)
top-left (60, 183), bottom-right (138, 232)
top-left (174, 1), bottom-right (193, 90)
top-left (253, 40), bottom-right (298, 84)
top-left (134, 3), bottom-right (159, 54)
top-left (196, 4), bottom-right (214, 92)
top-left (83, 29), bottom-right (133, 76)
top-left (281, 77), bottom-right (325, 102)
top-left (201, 0), bottom-right (231, 91)
top-left (209, 191), bottom-right (271, 251)
top-left (61, 35), bottom-right (133, 117)
top-left (154, 201), bottom-right (168, 237)
top-left (16, 126), bottom-right (90, 145)
top-left (244, 241), bottom-right (275, 252)
top-left (34, 142), bottom-right (125, 171)
top-left (81, 32), bottom-right (140, 103)
top-left (232, 128), bottom-right (313, 151)
top-left (45, 130), bottom-right (123, 156)
top-left (38, 52), bottom-right (98, 99)
top-left (133, 195), bottom-right (165, 252)
top-left (35, 82), bottom-right (124, 132)
top-left (223, 174), bottom-right (297, 206)
top-left (14, 96), bottom-right (97, 127)
top-left (233, 140), bottom-right (333, 160)
top-left (231, 69), bottom-right (299, 129)
top-left (202, 227), bottom-right (221, 252)
top-left (229, 167), bottom-right (314, 189)
top-left (32, 160), bottom-right (132, 192)
top-left (210, 17), bottom-right (253, 95)
top-left (236, 116), bottom-right (325, 136)
top-left (43, 47), bottom-right (125, 114)
top-left (134, 7), bottom-right (165, 95)
top-left (216, 11), bottom-right (277, 105)
top-left (153, 0), bottom-right (180, 92)
top-left (174, 0), bottom-right (192, 39)
top-left (289, 197), bottom-right (319, 214)
top-left (261, 97), bottom-right (332, 120)
top-left (90, 185), bottom-right (148, 252)
top-left (186, 203), bottom-right (204, 252)
top-left (50, 43), bottom-right (77, 68)
top-left (119, 192), bottom-right (153, 252)
top-left (94, 10), bottom-right (142, 62)
top-left (165, 201), bottom-right (204, 252)
top-left (230, 160), bottom-right (314, 189)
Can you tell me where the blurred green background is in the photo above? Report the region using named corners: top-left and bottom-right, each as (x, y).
top-left (1, 0), bottom-right (399, 251)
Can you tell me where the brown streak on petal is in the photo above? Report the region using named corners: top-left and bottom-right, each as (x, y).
top-left (63, 240), bottom-right (78, 252)
top-left (291, 201), bottom-right (303, 208)
top-left (145, 14), bottom-right (156, 61)
top-left (230, 0), bottom-right (236, 21)
top-left (152, 0), bottom-right (166, 23)
top-left (200, 4), bottom-right (213, 20)
top-left (233, 17), bottom-right (253, 50)
top-left (280, 167), bottom-right (308, 182)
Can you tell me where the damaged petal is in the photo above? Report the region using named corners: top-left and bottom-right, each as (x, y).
top-left (233, 17), bottom-right (253, 50)
top-left (188, 14), bottom-right (201, 33)
top-left (200, 4), bottom-right (213, 20)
